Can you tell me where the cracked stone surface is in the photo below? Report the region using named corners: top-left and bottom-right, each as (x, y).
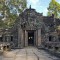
top-left (0, 47), bottom-right (60, 60)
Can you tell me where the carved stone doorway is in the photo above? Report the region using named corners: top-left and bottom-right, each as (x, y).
top-left (28, 31), bottom-right (34, 46)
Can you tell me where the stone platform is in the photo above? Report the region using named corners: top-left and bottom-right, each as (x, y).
top-left (0, 47), bottom-right (60, 60)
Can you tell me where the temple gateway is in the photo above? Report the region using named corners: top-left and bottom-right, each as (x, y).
top-left (11, 7), bottom-right (43, 48)
top-left (0, 7), bottom-right (60, 51)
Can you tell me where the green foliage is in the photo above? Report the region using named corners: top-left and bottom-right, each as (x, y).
top-left (0, 0), bottom-right (27, 28)
top-left (9, 0), bottom-right (27, 12)
top-left (47, 0), bottom-right (60, 18)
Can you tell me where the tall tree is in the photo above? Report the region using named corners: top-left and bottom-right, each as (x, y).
top-left (0, 0), bottom-right (27, 28)
top-left (47, 0), bottom-right (60, 18)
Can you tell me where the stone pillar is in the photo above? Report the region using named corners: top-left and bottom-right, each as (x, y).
top-left (18, 28), bottom-right (21, 48)
top-left (34, 30), bottom-right (38, 46)
top-left (3, 35), bottom-right (5, 42)
top-left (18, 28), bottom-right (24, 48)
top-left (21, 30), bottom-right (24, 48)
top-left (37, 29), bottom-right (41, 47)
top-left (7, 36), bottom-right (11, 42)
top-left (36, 30), bottom-right (38, 46)
top-left (25, 30), bottom-right (28, 47)
top-left (34, 31), bottom-right (36, 46)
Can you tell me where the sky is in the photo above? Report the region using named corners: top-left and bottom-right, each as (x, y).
top-left (27, 0), bottom-right (60, 16)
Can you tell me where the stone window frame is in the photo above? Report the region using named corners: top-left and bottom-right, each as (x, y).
top-left (48, 35), bottom-right (54, 42)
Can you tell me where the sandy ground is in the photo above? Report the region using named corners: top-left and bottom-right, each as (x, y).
top-left (0, 47), bottom-right (60, 60)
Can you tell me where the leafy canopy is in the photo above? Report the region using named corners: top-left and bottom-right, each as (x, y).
top-left (47, 0), bottom-right (60, 18)
top-left (0, 0), bottom-right (27, 28)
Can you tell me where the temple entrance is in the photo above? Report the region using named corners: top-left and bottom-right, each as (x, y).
top-left (28, 31), bottom-right (34, 46)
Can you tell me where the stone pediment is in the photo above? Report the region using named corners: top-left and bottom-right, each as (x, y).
top-left (21, 18), bottom-right (43, 30)
top-left (19, 8), bottom-right (43, 30)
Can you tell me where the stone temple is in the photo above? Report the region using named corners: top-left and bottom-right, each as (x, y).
top-left (0, 7), bottom-right (60, 52)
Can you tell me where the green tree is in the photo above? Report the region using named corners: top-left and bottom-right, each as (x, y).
top-left (0, 0), bottom-right (27, 28)
top-left (47, 0), bottom-right (60, 18)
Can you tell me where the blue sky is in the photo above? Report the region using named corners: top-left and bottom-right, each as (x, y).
top-left (27, 0), bottom-right (60, 16)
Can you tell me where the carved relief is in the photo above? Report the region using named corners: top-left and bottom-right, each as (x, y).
top-left (20, 12), bottom-right (43, 30)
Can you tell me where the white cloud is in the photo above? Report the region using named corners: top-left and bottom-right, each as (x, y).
top-left (27, 0), bottom-right (40, 6)
top-left (27, 0), bottom-right (48, 16)
top-left (58, 1), bottom-right (60, 3)
top-left (29, 0), bottom-right (39, 4)
top-left (56, 0), bottom-right (60, 3)
top-left (43, 9), bottom-right (48, 16)
top-left (27, 0), bottom-right (41, 8)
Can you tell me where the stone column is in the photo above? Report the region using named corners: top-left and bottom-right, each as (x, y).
top-left (18, 28), bottom-right (21, 48)
top-left (18, 27), bottom-right (24, 48)
top-left (3, 35), bottom-right (5, 42)
top-left (25, 30), bottom-right (28, 47)
top-left (21, 30), bottom-right (24, 48)
top-left (7, 36), bottom-right (11, 42)
top-left (37, 29), bottom-right (41, 47)
top-left (34, 31), bottom-right (36, 46)
top-left (35, 30), bottom-right (38, 46)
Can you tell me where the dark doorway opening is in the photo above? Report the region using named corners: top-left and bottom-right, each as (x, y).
top-left (28, 31), bottom-right (34, 46)
top-left (49, 36), bottom-right (52, 41)
top-left (11, 36), bottom-right (13, 41)
top-left (0, 37), bottom-right (3, 42)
